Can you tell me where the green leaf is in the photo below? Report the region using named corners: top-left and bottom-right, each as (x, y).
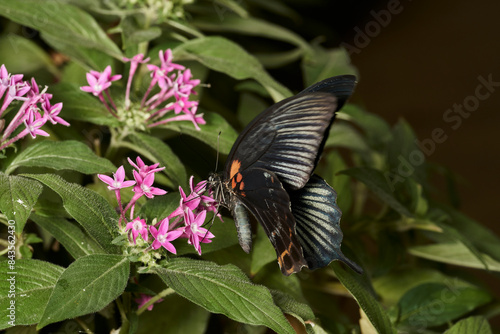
top-left (23, 174), bottom-right (119, 254)
top-left (409, 242), bottom-right (500, 271)
top-left (337, 104), bottom-right (392, 148)
top-left (237, 92), bottom-right (269, 127)
top-left (50, 82), bottom-right (120, 126)
top-left (6, 140), bottom-right (116, 175)
top-left (245, 0), bottom-right (300, 21)
top-left (0, 259), bottom-right (64, 329)
top-left (332, 262), bottom-right (397, 334)
top-left (339, 167), bottom-right (412, 217)
top-left (387, 119), bottom-right (426, 184)
top-left (0, 34), bottom-right (57, 75)
top-left (120, 15), bottom-right (162, 51)
top-left (270, 289), bottom-right (315, 321)
top-left (250, 223), bottom-right (276, 275)
top-left (255, 48), bottom-right (305, 68)
top-left (161, 111), bottom-right (238, 155)
top-left (176, 216), bottom-right (239, 255)
top-left (440, 205), bottom-right (500, 263)
top-left (30, 212), bottom-right (105, 259)
top-left (0, 0), bottom-right (122, 60)
top-left (152, 258), bottom-right (295, 333)
top-left (0, 172), bottom-right (43, 233)
top-left (322, 151), bottom-right (352, 214)
top-left (253, 268), bottom-right (304, 304)
top-left (128, 132), bottom-right (187, 189)
top-left (302, 46), bottom-right (358, 87)
top-left (213, 0), bottom-right (249, 18)
top-left (444, 316), bottom-right (492, 334)
top-left (435, 222), bottom-right (489, 270)
top-left (173, 36), bottom-right (292, 101)
top-left (44, 33), bottom-right (115, 71)
top-left (139, 192), bottom-right (180, 222)
top-left (326, 122), bottom-right (370, 152)
top-left (397, 282), bottom-right (491, 328)
top-left (193, 16), bottom-right (309, 51)
top-left (373, 268), bottom-right (472, 306)
top-left (406, 179), bottom-right (428, 216)
top-left (38, 254), bottom-right (130, 328)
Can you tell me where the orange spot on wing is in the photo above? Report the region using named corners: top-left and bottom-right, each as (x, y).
top-left (278, 250), bottom-right (294, 276)
top-left (230, 160), bottom-right (241, 179)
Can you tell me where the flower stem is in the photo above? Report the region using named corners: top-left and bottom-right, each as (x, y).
top-left (136, 288), bottom-right (175, 315)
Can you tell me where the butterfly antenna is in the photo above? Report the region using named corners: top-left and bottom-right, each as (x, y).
top-left (214, 131), bottom-right (221, 172)
top-left (201, 181), bottom-right (224, 243)
top-left (202, 216), bottom-right (216, 243)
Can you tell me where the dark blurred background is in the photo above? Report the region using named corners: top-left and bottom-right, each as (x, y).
top-left (290, 0), bottom-right (500, 236)
top-left (301, 0), bottom-right (500, 325)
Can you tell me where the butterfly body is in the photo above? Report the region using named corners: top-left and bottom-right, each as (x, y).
top-left (210, 75), bottom-right (362, 275)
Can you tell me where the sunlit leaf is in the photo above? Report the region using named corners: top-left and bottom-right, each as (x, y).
top-left (409, 242), bottom-right (500, 271)
top-left (444, 316), bottom-right (492, 334)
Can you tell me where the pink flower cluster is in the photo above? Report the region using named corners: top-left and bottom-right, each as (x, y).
top-left (98, 157), bottom-right (216, 256)
top-left (81, 49), bottom-right (205, 130)
top-left (0, 64), bottom-right (68, 151)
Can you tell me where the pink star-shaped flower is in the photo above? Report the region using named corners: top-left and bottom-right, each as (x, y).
top-left (150, 218), bottom-right (183, 253)
top-left (128, 156), bottom-right (165, 178)
top-left (133, 171), bottom-right (167, 199)
top-left (125, 217), bottom-right (149, 244)
top-left (182, 210), bottom-right (214, 255)
top-left (98, 166), bottom-right (136, 191)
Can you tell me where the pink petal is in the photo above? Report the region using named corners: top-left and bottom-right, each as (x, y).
top-left (115, 166), bottom-right (126, 182)
top-left (98, 174), bottom-right (114, 185)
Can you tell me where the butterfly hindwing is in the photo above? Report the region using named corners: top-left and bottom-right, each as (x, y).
top-left (290, 175), bottom-right (362, 273)
top-left (229, 165), bottom-right (307, 275)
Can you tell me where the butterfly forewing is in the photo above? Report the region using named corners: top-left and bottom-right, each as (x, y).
top-left (227, 93), bottom-right (338, 190)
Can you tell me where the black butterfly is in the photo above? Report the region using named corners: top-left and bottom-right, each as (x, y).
top-left (209, 75), bottom-right (362, 276)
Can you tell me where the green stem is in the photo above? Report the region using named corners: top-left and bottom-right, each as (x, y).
top-left (75, 317), bottom-right (94, 334)
top-left (136, 288), bottom-right (176, 315)
top-left (352, 181), bottom-right (367, 220)
top-left (105, 128), bottom-right (130, 161)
